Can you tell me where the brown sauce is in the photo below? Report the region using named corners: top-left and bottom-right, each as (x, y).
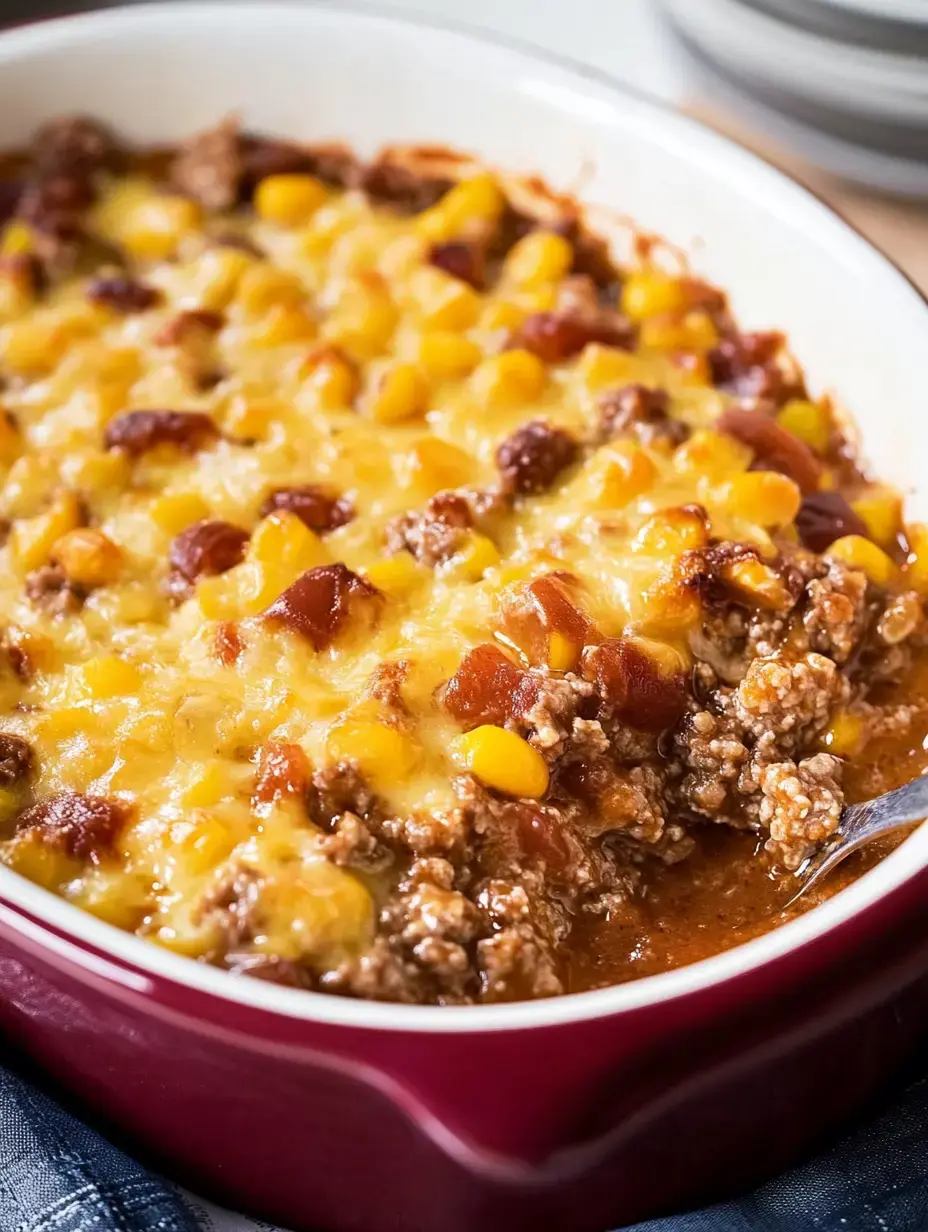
top-left (566, 652), bottom-right (928, 992)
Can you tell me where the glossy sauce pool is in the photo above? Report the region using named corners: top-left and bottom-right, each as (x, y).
top-left (566, 653), bottom-right (928, 992)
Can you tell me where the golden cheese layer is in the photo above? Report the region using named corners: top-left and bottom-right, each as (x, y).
top-left (0, 142), bottom-right (921, 977)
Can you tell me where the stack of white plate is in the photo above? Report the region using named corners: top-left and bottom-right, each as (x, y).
top-left (659, 0), bottom-right (928, 196)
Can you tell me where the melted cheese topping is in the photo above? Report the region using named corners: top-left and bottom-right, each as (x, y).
top-left (0, 154), bottom-right (893, 972)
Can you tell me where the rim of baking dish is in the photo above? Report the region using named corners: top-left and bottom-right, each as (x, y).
top-left (0, 0), bottom-right (926, 1034)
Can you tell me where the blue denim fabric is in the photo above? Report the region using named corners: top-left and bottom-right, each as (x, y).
top-left (3, 1059), bottom-right (928, 1232)
top-left (624, 1073), bottom-right (928, 1231)
top-left (0, 1065), bottom-right (197, 1232)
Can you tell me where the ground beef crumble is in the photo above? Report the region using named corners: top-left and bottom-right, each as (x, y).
top-left (758, 754), bottom-right (844, 869)
top-left (385, 487), bottom-right (505, 567)
top-left (25, 564), bottom-right (86, 617)
top-left (802, 560), bottom-right (870, 663)
top-left (197, 863), bottom-right (264, 948)
top-left (58, 120), bottom-right (917, 1004)
top-left (211, 529), bottom-right (924, 999)
top-left (663, 543), bottom-right (926, 870)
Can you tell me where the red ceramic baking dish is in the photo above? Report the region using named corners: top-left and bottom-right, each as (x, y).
top-left (0, 5), bottom-right (927, 1231)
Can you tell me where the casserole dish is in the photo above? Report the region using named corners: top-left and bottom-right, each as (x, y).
top-left (0, 4), bottom-right (927, 1230)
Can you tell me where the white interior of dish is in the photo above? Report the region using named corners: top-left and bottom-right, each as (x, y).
top-left (0, 0), bottom-right (925, 1032)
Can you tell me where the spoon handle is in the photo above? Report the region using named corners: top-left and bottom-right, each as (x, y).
top-left (842, 774), bottom-right (928, 837)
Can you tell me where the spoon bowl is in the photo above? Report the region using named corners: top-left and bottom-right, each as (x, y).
top-left (790, 775), bottom-right (928, 904)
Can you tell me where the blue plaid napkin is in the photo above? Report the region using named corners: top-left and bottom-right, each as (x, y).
top-left (3, 1054), bottom-right (928, 1232)
top-left (0, 1061), bottom-right (197, 1232)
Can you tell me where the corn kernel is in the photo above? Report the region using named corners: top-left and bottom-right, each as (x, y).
top-left (182, 762), bottom-right (229, 809)
top-left (2, 835), bottom-right (76, 892)
top-left (826, 535), bottom-right (897, 587)
top-left (442, 532), bottom-right (500, 582)
top-left (635, 508), bottom-right (708, 556)
top-left (254, 174), bottom-right (328, 226)
top-left (366, 362), bottom-right (429, 424)
top-left (0, 221), bottom-right (32, 257)
top-left (415, 331), bottom-right (483, 381)
top-left (121, 195), bottom-right (202, 261)
top-left (722, 558), bottom-right (793, 610)
top-left (363, 554), bottom-right (428, 597)
top-left (622, 270), bottom-right (687, 322)
top-left (673, 428), bottom-right (752, 482)
top-left (185, 246), bottom-right (253, 311)
top-left (2, 314), bottom-right (94, 377)
top-left (851, 486), bottom-right (902, 550)
top-left (323, 273), bottom-right (398, 360)
top-left (904, 523), bottom-right (928, 595)
top-left (401, 436), bottom-right (475, 495)
top-left (76, 655), bottom-right (142, 700)
top-left (36, 706), bottom-right (97, 742)
top-left (326, 716), bottom-right (420, 790)
top-left (715, 471), bottom-right (801, 529)
top-left (547, 630), bottom-right (580, 671)
top-left (176, 817), bottom-right (234, 877)
top-left (470, 348), bottom-right (546, 408)
top-left (238, 514), bottom-right (330, 613)
top-left (195, 572), bottom-right (238, 620)
top-left (635, 572), bottom-right (702, 635)
top-left (238, 265), bottom-right (306, 317)
top-left (251, 303), bottom-right (317, 347)
top-left (248, 511), bottom-right (329, 575)
top-left (504, 231), bottom-right (574, 289)
top-left (59, 453), bottom-right (129, 504)
top-left (585, 442), bottom-right (657, 509)
top-left (298, 346), bottom-right (358, 408)
top-left (574, 343), bottom-right (637, 392)
top-left (776, 399), bottom-right (831, 454)
top-left (52, 527), bottom-right (123, 588)
top-left (478, 300), bottom-right (526, 333)
top-left (10, 491), bottom-right (83, 575)
top-left (417, 174), bottom-right (503, 241)
top-left (640, 310), bottom-right (718, 353)
top-left (222, 394), bottom-right (283, 442)
top-left (450, 725), bottom-right (549, 799)
top-left (821, 709), bottom-right (866, 758)
top-left (406, 266), bottom-right (481, 332)
top-left (150, 492), bottom-right (211, 535)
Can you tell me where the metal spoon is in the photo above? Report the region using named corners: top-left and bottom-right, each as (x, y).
top-left (789, 775), bottom-right (928, 905)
